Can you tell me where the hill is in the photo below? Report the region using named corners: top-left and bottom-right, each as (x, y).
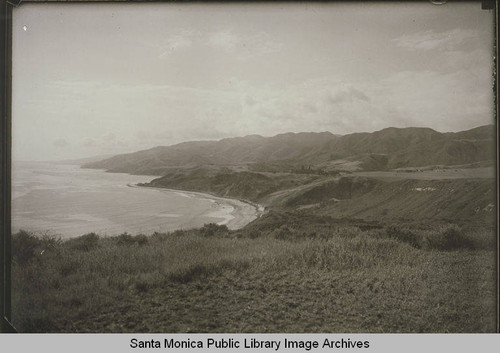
top-left (84, 132), bottom-right (337, 175)
top-left (144, 168), bottom-right (495, 225)
top-left (286, 177), bottom-right (496, 224)
top-left (143, 167), bottom-right (323, 204)
top-left (83, 125), bottom-right (495, 175)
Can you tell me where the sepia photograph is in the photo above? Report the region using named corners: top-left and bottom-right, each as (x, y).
top-left (4, 0), bottom-right (497, 334)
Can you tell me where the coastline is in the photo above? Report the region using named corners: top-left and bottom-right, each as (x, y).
top-left (128, 183), bottom-right (265, 230)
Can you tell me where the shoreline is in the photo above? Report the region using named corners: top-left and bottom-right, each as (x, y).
top-left (128, 183), bottom-right (265, 230)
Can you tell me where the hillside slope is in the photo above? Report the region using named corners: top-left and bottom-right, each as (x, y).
top-left (144, 168), bottom-right (322, 204)
top-left (85, 132), bottom-right (337, 174)
top-left (143, 167), bottom-right (495, 225)
top-left (291, 177), bottom-right (496, 224)
top-left (84, 125), bottom-right (495, 174)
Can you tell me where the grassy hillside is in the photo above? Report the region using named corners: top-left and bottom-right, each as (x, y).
top-left (144, 168), bottom-right (322, 204)
top-left (11, 224), bottom-right (496, 333)
top-left (83, 125), bottom-right (495, 175)
top-left (283, 177), bottom-right (496, 224)
top-left (144, 168), bottom-right (495, 226)
top-left (84, 132), bottom-right (337, 174)
top-left (386, 138), bottom-right (495, 169)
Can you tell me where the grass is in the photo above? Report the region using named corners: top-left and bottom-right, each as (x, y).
top-left (11, 223), bottom-right (496, 333)
top-left (383, 224), bottom-right (493, 250)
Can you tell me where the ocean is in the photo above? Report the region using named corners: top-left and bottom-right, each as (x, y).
top-left (11, 161), bottom-right (257, 238)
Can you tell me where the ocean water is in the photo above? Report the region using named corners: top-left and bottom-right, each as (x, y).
top-left (11, 162), bottom-right (255, 238)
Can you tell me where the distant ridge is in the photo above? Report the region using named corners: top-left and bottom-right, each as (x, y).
top-left (84, 125), bottom-right (495, 175)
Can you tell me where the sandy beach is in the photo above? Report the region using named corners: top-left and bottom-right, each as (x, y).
top-left (129, 184), bottom-right (264, 230)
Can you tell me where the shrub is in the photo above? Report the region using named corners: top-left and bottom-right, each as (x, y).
top-left (199, 223), bottom-right (228, 237)
top-left (135, 234), bottom-right (149, 246)
top-left (152, 231), bottom-right (168, 241)
top-left (248, 230), bottom-right (261, 239)
top-left (270, 225), bottom-right (290, 240)
top-left (12, 230), bottom-right (41, 264)
top-left (169, 263), bottom-right (209, 283)
top-left (115, 232), bottom-right (135, 246)
top-left (114, 233), bottom-right (150, 246)
top-left (238, 228), bottom-right (262, 238)
top-left (67, 233), bottom-right (99, 251)
top-left (172, 229), bottom-right (187, 237)
top-left (425, 225), bottom-right (473, 250)
top-left (135, 281), bottom-right (150, 293)
top-left (270, 225), bottom-right (307, 240)
top-left (37, 233), bottom-right (62, 252)
top-left (386, 226), bottom-right (422, 249)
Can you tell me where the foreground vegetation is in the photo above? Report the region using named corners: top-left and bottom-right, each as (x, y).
top-left (11, 220), bottom-right (496, 333)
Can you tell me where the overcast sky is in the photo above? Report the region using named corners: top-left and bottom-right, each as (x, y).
top-left (12, 2), bottom-right (495, 161)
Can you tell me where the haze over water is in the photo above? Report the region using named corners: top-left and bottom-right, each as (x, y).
top-left (12, 162), bottom-right (255, 238)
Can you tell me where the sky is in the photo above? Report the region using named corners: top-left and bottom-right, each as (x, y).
top-left (12, 2), bottom-right (495, 161)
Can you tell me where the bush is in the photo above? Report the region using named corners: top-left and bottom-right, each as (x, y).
top-left (271, 225), bottom-right (293, 240)
top-left (67, 233), bottom-right (99, 251)
top-left (248, 230), bottom-right (261, 239)
top-left (386, 226), bottom-right (422, 249)
top-left (169, 264), bottom-right (208, 283)
top-left (115, 232), bottom-right (134, 246)
top-left (171, 229), bottom-right (187, 237)
top-left (152, 231), bottom-right (169, 241)
top-left (135, 281), bottom-right (151, 293)
top-left (199, 223), bottom-right (229, 237)
top-left (38, 234), bottom-right (62, 251)
top-left (135, 234), bottom-right (149, 246)
top-left (425, 225), bottom-right (473, 250)
top-left (115, 232), bottom-right (149, 246)
top-left (12, 230), bottom-right (41, 264)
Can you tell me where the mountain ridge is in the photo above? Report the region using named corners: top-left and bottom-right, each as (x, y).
top-left (83, 124), bottom-right (495, 175)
